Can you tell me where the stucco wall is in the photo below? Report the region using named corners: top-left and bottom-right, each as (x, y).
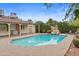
top-left (21, 24), bottom-right (35, 34)
top-left (0, 24), bottom-right (36, 36)
top-left (27, 25), bottom-right (35, 34)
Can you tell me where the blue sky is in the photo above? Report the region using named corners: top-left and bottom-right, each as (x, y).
top-left (0, 3), bottom-right (69, 22)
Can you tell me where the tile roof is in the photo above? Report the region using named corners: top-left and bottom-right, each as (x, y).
top-left (0, 16), bottom-right (27, 24)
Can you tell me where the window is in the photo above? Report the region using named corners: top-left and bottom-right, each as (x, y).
top-left (21, 25), bottom-right (25, 30)
top-left (0, 24), bottom-right (8, 31)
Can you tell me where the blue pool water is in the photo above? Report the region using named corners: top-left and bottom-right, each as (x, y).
top-left (11, 34), bottom-right (65, 46)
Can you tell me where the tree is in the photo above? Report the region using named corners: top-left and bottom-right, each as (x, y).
top-left (42, 23), bottom-right (51, 33)
top-left (47, 18), bottom-right (58, 26)
top-left (47, 18), bottom-right (53, 26)
top-left (57, 21), bottom-right (78, 33)
top-left (64, 3), bottom-right (79, 20)
top-left (69, 19), bottom-right (79, 27)
top-left (58, 22), bottom-right (70, 33)
top-left (44, 3), bottom-right (79, 20)
top-left (35, 21), bottom-right (43, 33)
top-left (43, 3), bottom-right (79, 33)
top-left (44, 3), bottom-right (52, 9)
top-left (74, 9), bottom-right (79, 19)
top-left (35, 21), bottom-right (51, 33)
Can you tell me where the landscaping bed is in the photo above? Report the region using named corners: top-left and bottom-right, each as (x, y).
top-left (66, 35), bottom-right (79, 56)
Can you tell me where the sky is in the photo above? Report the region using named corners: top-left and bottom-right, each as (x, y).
top-left (0, 3), bottom-right (70, 22)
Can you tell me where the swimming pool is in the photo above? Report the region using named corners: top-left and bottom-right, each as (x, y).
top-left (11, 34), bottom-right (65, 46)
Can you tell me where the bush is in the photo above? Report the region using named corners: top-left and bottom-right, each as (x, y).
top-left (35, 21), bottom-right (51, 33)
top-left (73, 40), bottom-right (79, 48)
top-left (58, 22), bottom-right (70, 33)
top-left (58, 22), bottom-right (78, 33)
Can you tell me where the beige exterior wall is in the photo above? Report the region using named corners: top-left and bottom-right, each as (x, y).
top-left (21, 27), bottom-right (28, 34)
top-left (26, 25), bottom-right (35, 34)
top-left (21, 24), bottom-right (35, 34)
top-left (0, 23), bottom-right (36, 37)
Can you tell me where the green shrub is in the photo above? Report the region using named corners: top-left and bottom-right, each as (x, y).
top-left (73, 40), bottom-right (79, 48)
top-left (58, 22), bottom-right (78, 33)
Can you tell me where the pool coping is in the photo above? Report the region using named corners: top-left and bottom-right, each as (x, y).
top-left (0, 33), bottom-right (74, 56)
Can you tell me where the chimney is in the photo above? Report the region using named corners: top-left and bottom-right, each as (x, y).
top-left (28, 19), bottom-right (33, 24)
top-left (10, 12), bottom-right (18, 18)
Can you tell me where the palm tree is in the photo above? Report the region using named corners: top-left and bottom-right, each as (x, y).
top-left (44, 3), bottom-right (79, 20)
top-left (44, 3), bottom-right (52, 9)
top-left (64, 3), bottom-right (79, 20)
top-left (73, 9), bottom-right (79, 20)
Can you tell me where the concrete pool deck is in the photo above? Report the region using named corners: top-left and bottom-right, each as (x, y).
top-left (0, 34), bottom-right (74, 56)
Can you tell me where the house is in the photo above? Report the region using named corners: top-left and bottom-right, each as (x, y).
top-left (0, 9), bottom-right (35, 37)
